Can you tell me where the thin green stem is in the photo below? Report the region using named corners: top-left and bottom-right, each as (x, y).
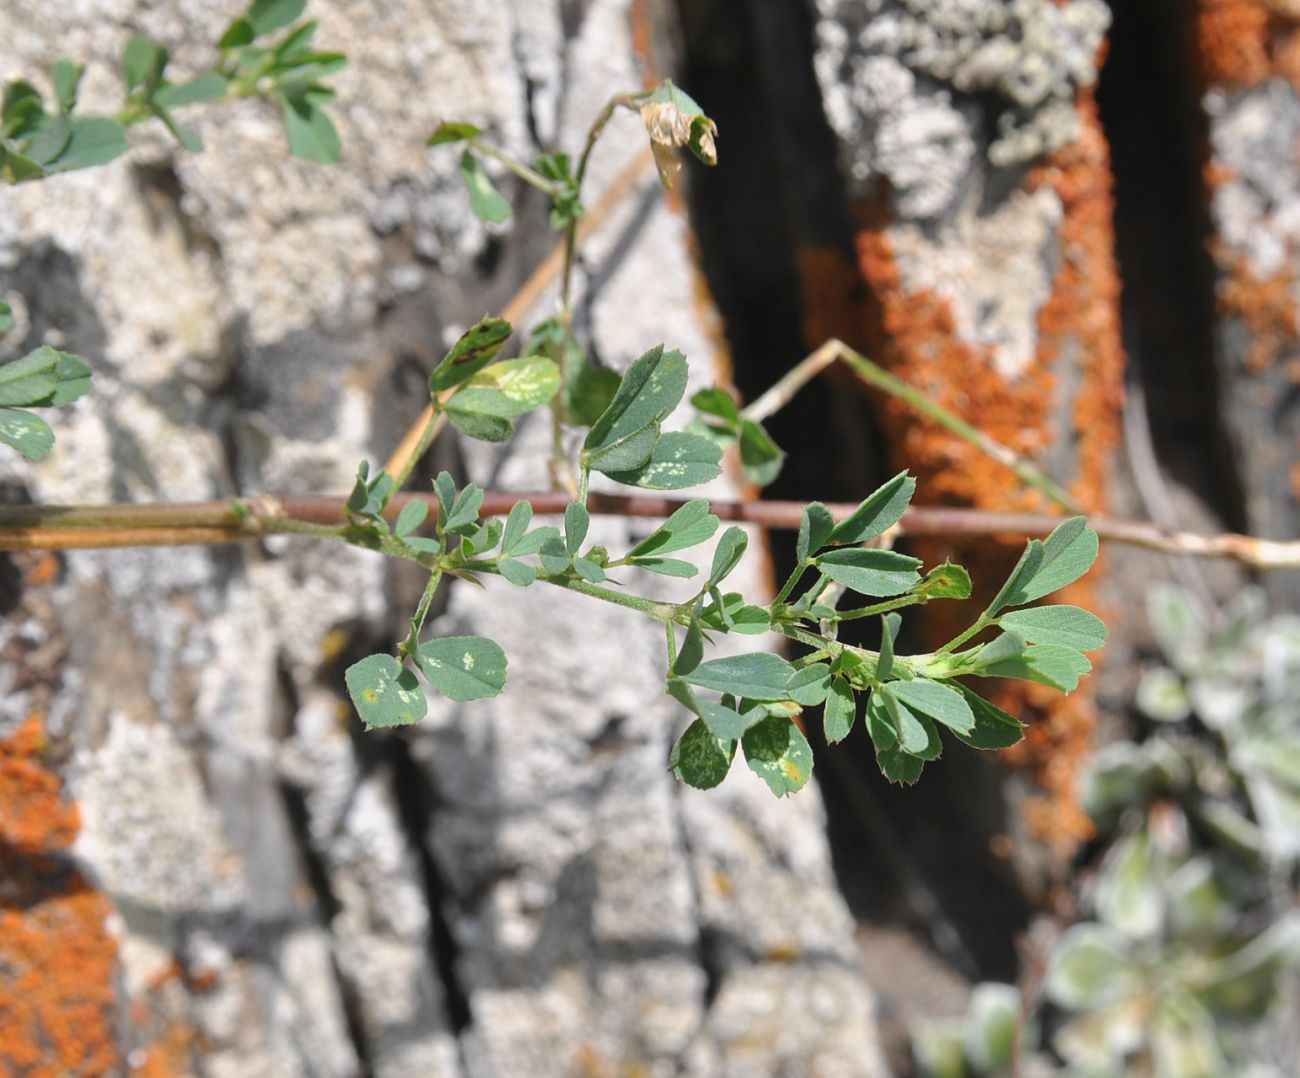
top-left (468, 139), bottom-right (560, 196)
top-left (834, 343), bottom-right (1080, 514)
top-left (934, 612), bottom-right (998, 657)
top-left (577, 467), bottom-right (591, 508)
top-left (537, 571), bottom-right (679, 622)
top-left (561, 91), bottom-right (644, 321)
top-left (401, 569), bottom-right (444, 657)
top-left (775, 622), bottom-right (865, 669)
top-left (771, 561), bottom-right (810, 609)
top-left (830, 594), bottom-right (926, 624)
top-left (664, 621), bottom-right (678, 668)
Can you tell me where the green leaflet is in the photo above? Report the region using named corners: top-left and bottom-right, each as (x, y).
top-left (346, 654), bottom-right (426, 729)
top-left (417, 636), bottom-right (507, 701)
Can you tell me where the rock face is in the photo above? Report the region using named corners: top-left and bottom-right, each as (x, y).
top-left (0, 2), bottom-right (883, 1075)
top-left (806, 0), bottom-right (1124, 855)
top-left (1191, 2), bottom-right (1300, 609)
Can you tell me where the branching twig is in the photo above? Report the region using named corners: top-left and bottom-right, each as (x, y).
top-left (2, 493), bottom-right (1296, 568)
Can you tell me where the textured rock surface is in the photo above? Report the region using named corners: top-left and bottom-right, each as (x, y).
top-left (809, 0), bottom-right (1125, 855)
top-left (0, 2), bottom-right (883, 1075)
top-left (1192, 2), bottom-right (1300, 608)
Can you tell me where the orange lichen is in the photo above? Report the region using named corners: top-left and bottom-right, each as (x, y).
top-left (797, 95), bottom-right (1124, 855)
top-left (1213, 244), bottom-right (1300, 371)
top-left (1194, 0), bottom-right (1274, 85)
top-left (1192, 0), bottom-right (1300, 90)
top-left (0, 717), bottom-right (121, 1078)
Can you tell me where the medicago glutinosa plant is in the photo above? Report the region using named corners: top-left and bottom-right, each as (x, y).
top-left (2, 7), bottom-right (1106, 798)
top-left (334, 80), bottom-right (1105, 797)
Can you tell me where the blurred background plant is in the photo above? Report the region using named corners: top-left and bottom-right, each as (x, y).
top-left (915, 582), bottom-right (1300, 1077)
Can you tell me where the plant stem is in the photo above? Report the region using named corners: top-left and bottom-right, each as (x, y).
top-left (830, 594), bottom-right (926, 623)
top-left (2, 494), bottom-right (1297, 569)
top-left (742, 339), bottom-right (841, 423)
top-left (400, 568), bottom-right (444, 657)
top-left (467, 139), bottom-right (560, 196)
top-left (538, 571), bottom-right (679, 623)
top-left (561, 91), bottom-right (645, 321)
top-left (832, 342), bottom-right (1080, 514)
top-left (664, 621), bottom-right (678, 667)
top-left (934, 612), bottom-right (997, 657)
top-left (771, 561), bottom-right (809, 609)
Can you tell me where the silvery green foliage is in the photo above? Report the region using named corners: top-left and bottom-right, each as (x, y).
top-left (343, 322), bottom-right (1104, 799)
top-left (917, 584), bottom-right (1300, 1076)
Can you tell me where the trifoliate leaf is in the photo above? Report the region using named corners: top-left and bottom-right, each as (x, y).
top-left (582, 345), bottom-right (688, 467)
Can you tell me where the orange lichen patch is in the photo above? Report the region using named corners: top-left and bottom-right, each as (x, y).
top-left (0, 717), bottom-right (121, 1077)
top-left (1194, 0), bottom-right (1274, 85)
top-left (1213, 244), bottom-right (1300, 371)
top-left (1192, 0), bottom-right (1300, 90)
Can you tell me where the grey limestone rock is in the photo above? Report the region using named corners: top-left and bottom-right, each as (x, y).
top-left (0, 1), bottom-right (884, 1074)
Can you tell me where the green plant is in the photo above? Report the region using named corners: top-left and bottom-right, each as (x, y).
top-left (330, 80), bottom-right (1106, 797)
top-left (915, 584), bottom-right (1300, 1076)
top-left (1, 0), bottom-right (344, 180)
top-left (1, 16), bottom-right (1109, 799)
top-left (0, 0), bottom-right (345, 460)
